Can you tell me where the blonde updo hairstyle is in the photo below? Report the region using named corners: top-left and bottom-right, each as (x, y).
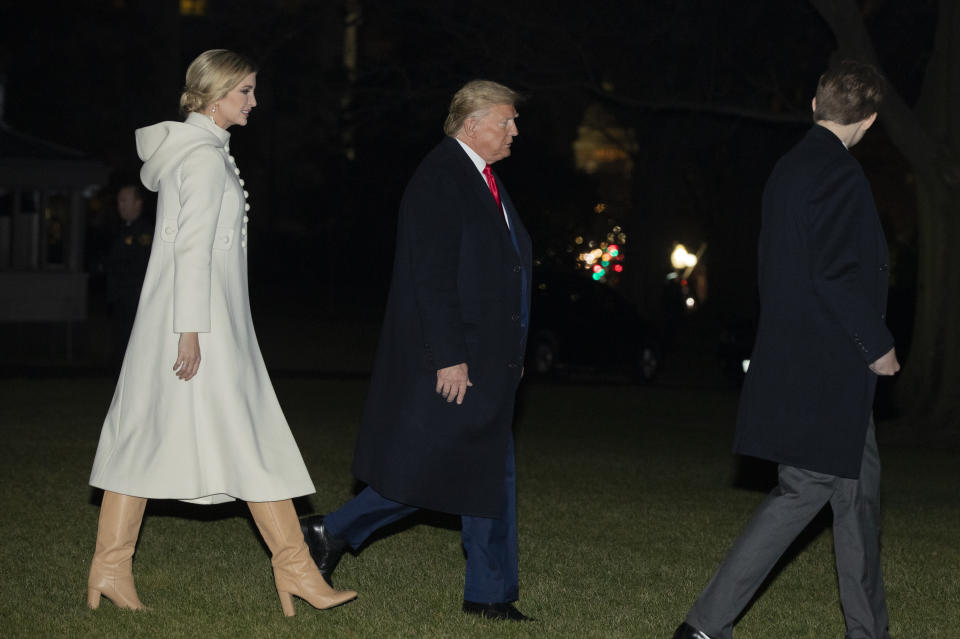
top-left (179, 49), bottom-right (256, 116)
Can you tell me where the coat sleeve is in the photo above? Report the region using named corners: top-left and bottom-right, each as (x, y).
top-left (405, 173), bottom-right (467, 370)
top-left (173, 145), bottom-right (225, 333)
top-left (807, 162), bottom-right (893, 364)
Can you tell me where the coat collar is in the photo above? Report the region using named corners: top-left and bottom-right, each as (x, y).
top-left (808, 124), bottom-right (848, 153)
top-left (185, 112), bottom-right (230, 147)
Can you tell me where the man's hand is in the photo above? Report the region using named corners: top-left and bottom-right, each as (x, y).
top-left (436, 362), bottom-right (472, 404)
top-left (869, 347), bottom-right (900, 376)
top-left (174, 332), bottom-right (201, 381)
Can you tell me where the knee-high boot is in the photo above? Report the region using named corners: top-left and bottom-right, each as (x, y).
top-left (248, 500), bottom-right (358, 616)
top-left (87, 490), bottom-right (148, 610)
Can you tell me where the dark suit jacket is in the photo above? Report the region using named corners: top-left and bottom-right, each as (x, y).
top-left (351, 137), bottom-right (532, 517)
top-left (733, 125), bottom-right (893, 478)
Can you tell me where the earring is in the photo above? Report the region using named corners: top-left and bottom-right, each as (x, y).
top-left (211, 105), bottom-right (217, 113)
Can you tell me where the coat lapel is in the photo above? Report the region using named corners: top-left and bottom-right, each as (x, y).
top-left (443, 138), bottom-right (517, 251)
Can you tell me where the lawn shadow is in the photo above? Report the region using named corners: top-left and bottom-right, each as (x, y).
top-left (731, 456), bottom-right (777, 493)
top-left (88, 487), bottom-right (251, 521)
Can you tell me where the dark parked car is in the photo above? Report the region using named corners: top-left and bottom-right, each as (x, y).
top-left (526, 271), bottom-right (662, 382)
top-left (718, 317), bottom-right (756, 384)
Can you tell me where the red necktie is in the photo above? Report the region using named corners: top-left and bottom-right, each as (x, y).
top-left (483, 164), bottom-right (502, 211)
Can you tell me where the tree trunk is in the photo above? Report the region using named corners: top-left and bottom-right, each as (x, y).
top-left (810, 0), bottom-right (960, 433)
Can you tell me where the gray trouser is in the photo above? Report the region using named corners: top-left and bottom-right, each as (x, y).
top-left (686, 420), bottom-right (890, 639)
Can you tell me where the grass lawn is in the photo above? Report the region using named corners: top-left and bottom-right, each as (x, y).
top-left (0, 377), bottom-right (957, 638)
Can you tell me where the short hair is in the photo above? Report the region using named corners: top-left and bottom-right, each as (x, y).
top-left (443, 80), bottom-right (521, 136)
top-left (813, 60), bottom-right (885, 125)
top-left (179, 49), bottom-right (257, 116)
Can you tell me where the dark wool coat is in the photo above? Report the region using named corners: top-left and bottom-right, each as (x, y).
top-left (351, 137), bottom-right (532, 518)
top-left (733, 125), bottom-right (893, 478)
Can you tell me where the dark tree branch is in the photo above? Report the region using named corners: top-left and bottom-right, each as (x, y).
top-left (583, 84), bottom-right (811, 124)
top-left (809, 0), bottom-right (942, 173)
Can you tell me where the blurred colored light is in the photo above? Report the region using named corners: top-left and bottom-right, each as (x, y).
top-left (592, 272), bottom-right (603, 280)
top-left (608, 245), bottom-right (619, 256)
top-left (613, 264), bottom-right (623, 272)
top-left (601, 260), bottom-right (610, 267)
top-left (601, 253), bottom-right (611, 261)
top-left (685, 297), bottom-right (696, 308)
top-left (592, 264), bottom-right (603, 273)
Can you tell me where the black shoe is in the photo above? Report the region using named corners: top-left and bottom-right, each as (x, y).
top-left (462, 600), bottom-right (533, 621)
top-left (299, 514), bottom-right (348, 587)
top-left (672, 622), bottom-right (713, 639)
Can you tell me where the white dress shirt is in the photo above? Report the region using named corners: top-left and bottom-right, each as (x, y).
top-left (454, 137), bottom-right (511, 229)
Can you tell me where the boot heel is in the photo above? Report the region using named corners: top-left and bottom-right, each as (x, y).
top-left (87, 588), bottom-right (102, 609)
top-left (278, 590), bottom-right (295, 617)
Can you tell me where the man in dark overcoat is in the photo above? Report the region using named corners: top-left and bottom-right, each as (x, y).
top-left (301, 80), bottom-right (533, 621)
top-left (674, 61), bottom-right (899, 639)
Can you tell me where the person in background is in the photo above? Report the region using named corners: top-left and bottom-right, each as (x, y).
top-left (105, 184), bottom-right (151, 367)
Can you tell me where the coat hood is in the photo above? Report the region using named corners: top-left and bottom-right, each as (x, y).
top-left (136, 113), bottom-right (230, 192)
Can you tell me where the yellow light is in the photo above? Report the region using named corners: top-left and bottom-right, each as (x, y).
top-left (180, 0), bottom-right (206, 15)
top-left (671, 244), bottom-right (689, 270)
top-left (671, 244), bottom-right (699, 270)
top-left (574, 236), bottom-right (584, 245)
top-left (685, 297), bottom-right (696, 308)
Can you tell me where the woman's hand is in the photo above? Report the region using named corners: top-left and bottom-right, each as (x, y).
top-left (174, 332), bottom-right (201, 381)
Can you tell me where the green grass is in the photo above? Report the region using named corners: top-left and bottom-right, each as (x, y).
top-left (0, 378), bottom-right (957, 638)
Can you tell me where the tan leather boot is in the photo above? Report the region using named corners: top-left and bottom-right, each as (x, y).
top-left (248, 500), bottom-right (358, 616)
top-left (87, 490), bottom-right (148, 610)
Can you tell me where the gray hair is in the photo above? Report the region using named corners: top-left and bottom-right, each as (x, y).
top-left (443, 80), bottom-right (521, 136)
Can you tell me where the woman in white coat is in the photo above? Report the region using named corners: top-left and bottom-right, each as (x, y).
top-left (86, 49), bottom-right (356, 617)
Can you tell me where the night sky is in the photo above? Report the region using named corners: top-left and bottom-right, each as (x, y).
top-left (0, 0), bottom-right (937, 322)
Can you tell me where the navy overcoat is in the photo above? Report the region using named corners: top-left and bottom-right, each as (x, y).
top-left (733, 125), bottom-right (893, 478)
top-left (351, 137), bottom-right (532, 518)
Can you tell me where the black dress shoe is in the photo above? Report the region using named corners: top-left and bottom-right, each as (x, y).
top-left (671, 622), bottom-right (713, 639)
top-left (462, 600), bottom-right (533, 621)
top-left (299, 514), bottom-right (348, 587)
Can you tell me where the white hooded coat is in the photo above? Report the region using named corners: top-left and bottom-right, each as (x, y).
top-left (89, 113), bottom-right (315, 504)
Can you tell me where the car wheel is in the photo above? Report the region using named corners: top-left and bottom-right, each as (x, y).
top-left (635, 343), bottom-right (659, 382)
top-left (531, 337), bottom-right (558, 376)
